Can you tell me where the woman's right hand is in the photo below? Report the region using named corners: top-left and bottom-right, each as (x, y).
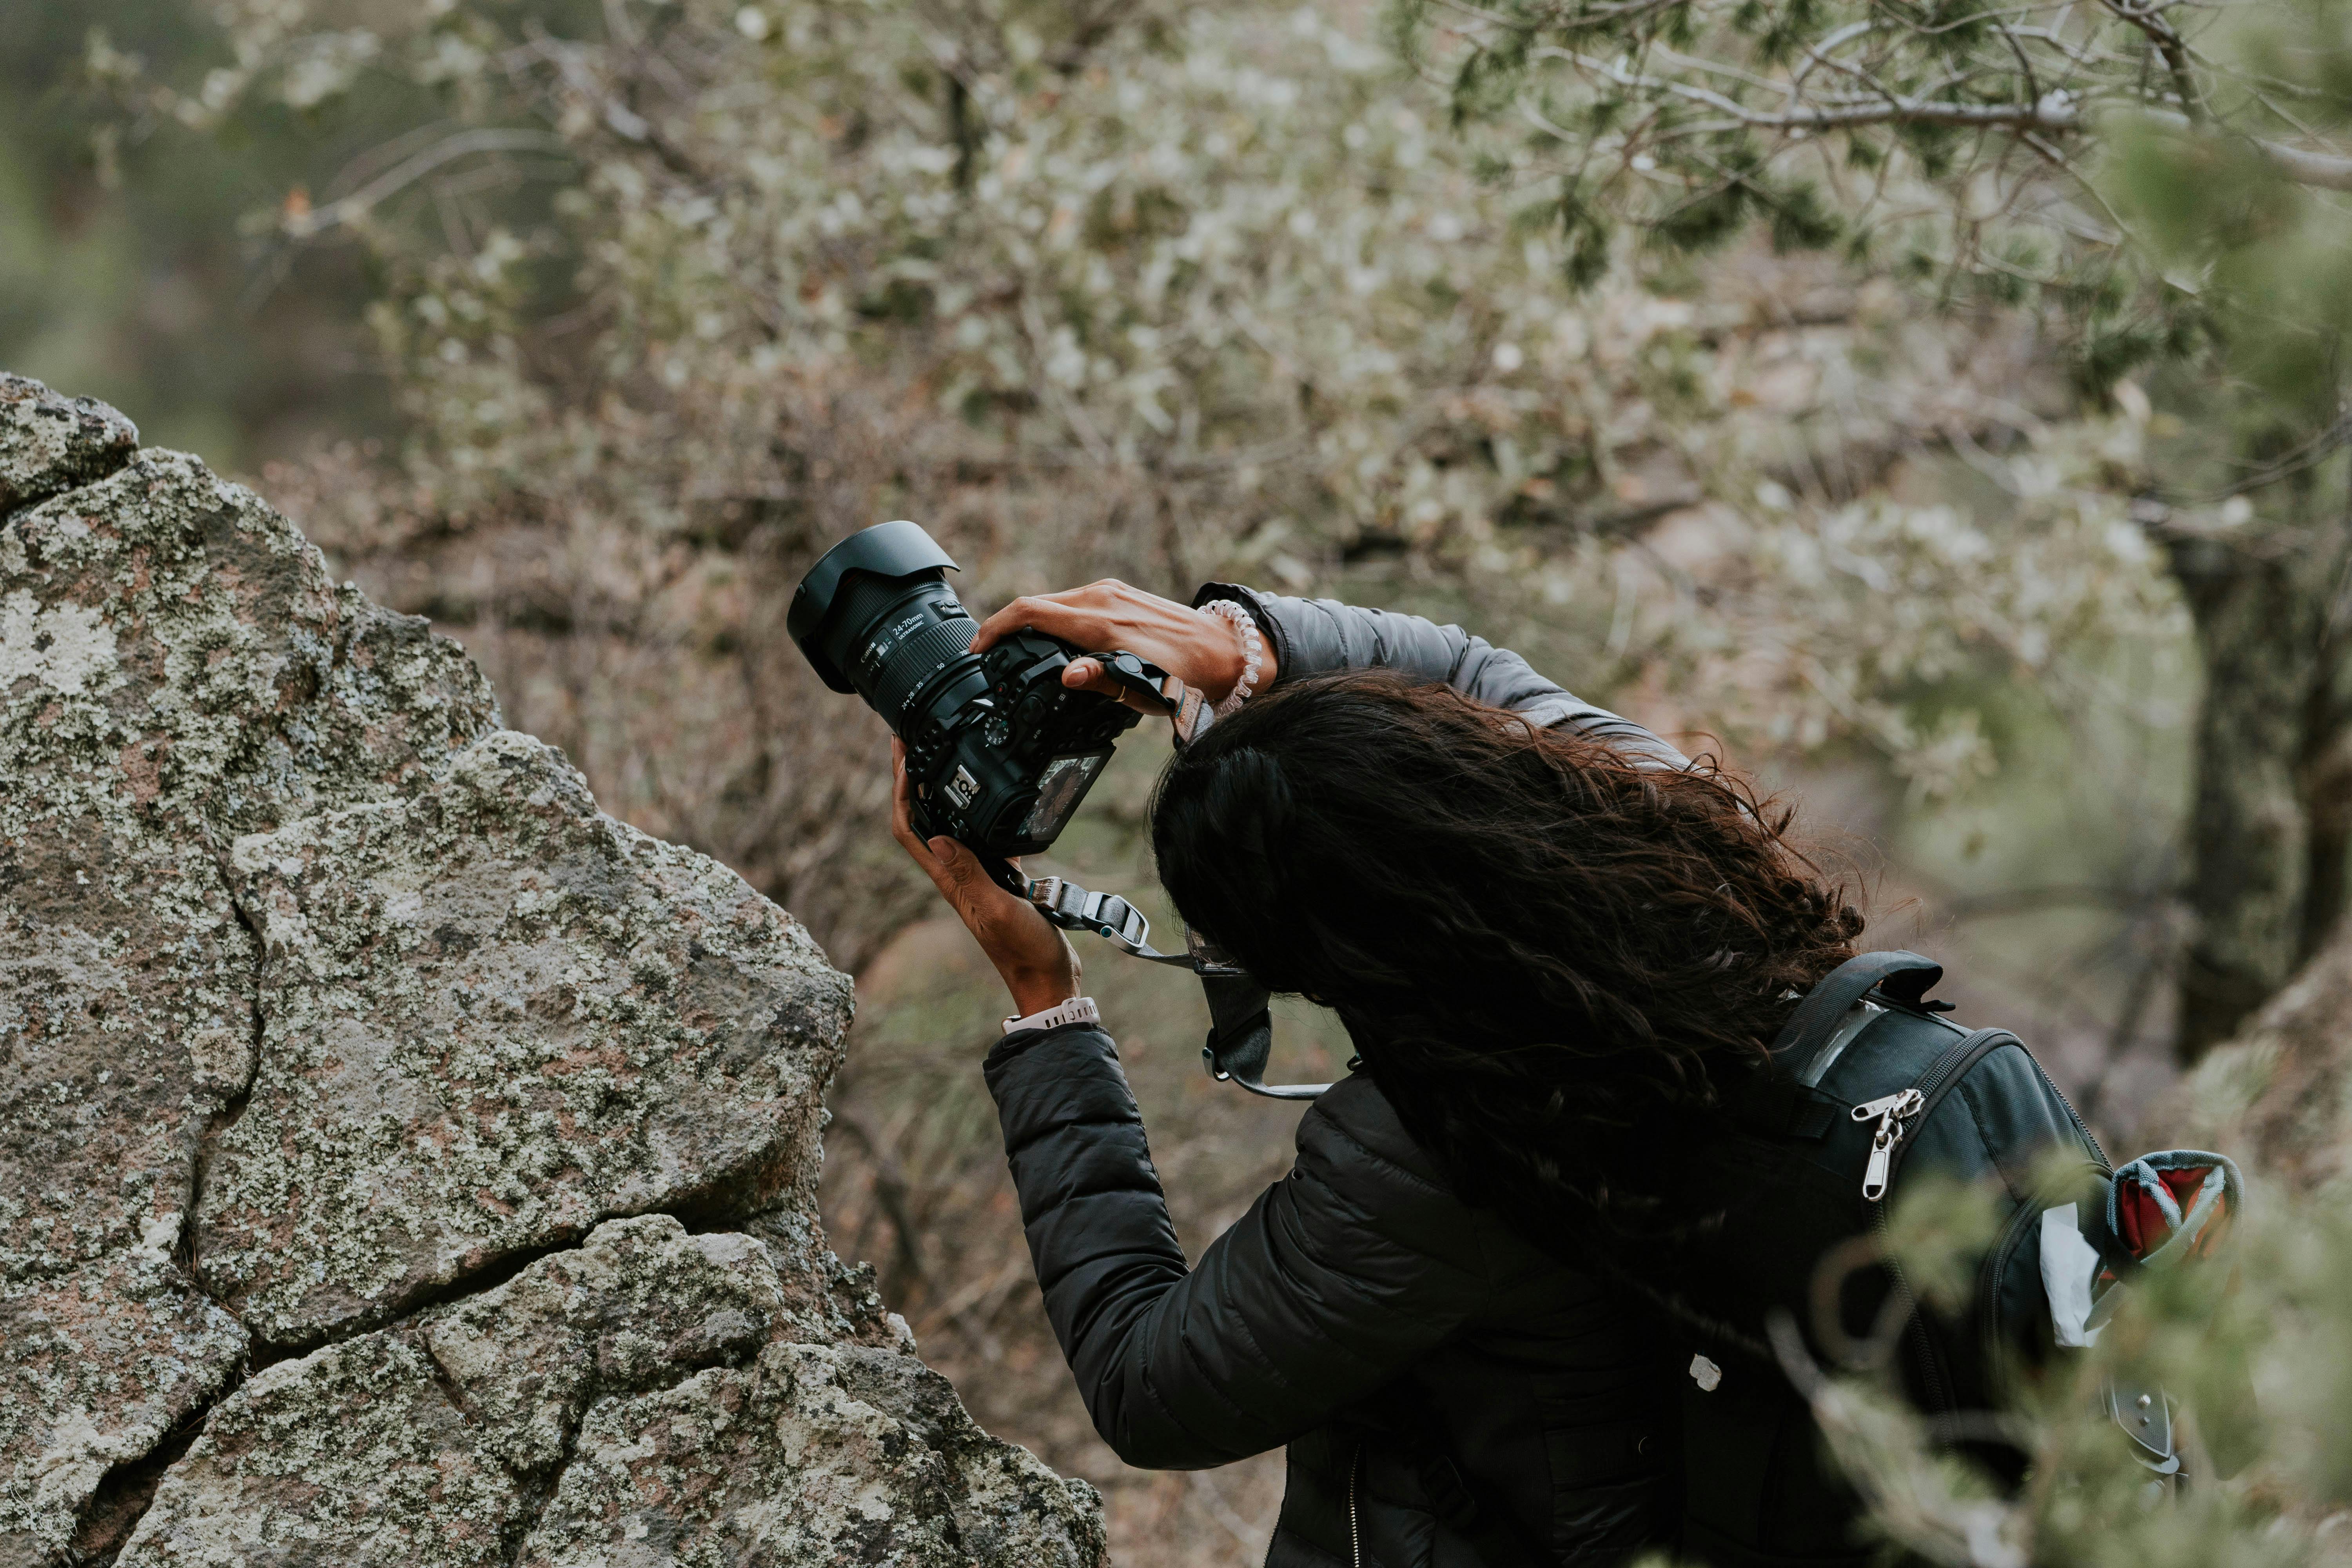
top-left (968, 580), bottom-right (1276, 711)
top-left (887, 739), bottom-right (1082, 1020)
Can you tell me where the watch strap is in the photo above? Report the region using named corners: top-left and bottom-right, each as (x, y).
top-left (1002, 995), bottom-right (1101, 1035)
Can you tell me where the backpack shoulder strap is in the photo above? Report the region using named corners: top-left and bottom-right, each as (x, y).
top-left (1768, 951), bottom-right (1947, 1086)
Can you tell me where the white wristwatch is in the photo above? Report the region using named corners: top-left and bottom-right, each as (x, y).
top-left (1002, 995), bottom-right (1101, 1035)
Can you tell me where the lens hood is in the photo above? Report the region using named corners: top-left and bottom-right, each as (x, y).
top-left (788, 520), bottom-right (961, 691)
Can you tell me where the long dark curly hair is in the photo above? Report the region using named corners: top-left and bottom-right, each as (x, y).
top-left (1149, 668), bottom-right (1864, 1253)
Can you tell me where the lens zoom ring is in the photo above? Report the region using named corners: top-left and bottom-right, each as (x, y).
top-left (862, 613), bottom-right (977, 721)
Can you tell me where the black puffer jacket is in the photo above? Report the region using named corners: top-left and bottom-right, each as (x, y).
top-left (981, 589), bottom-right (1688, 1567)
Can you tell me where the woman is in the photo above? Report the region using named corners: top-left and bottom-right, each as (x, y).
top-left (889, 579), bottom-right (1866, 1567)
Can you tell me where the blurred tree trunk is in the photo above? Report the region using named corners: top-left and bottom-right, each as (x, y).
top-left (2169, 467), bottom-right (2352, 1063)
top-left (2166, 909), bottom-right (2352, 1176)
top-left (2300, 649), bottom-right (2352, 960)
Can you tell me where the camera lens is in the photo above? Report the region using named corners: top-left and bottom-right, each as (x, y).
top-left (788, 520), bottom-right (980, 732)
top-left (792, 519), bottom-right (1135, 864)
top-left (829, 573), bottom-right (977, 725)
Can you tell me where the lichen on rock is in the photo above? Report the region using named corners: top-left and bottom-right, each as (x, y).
top-left (0, 1252), bottom-right (247, 1565)
top-left (199, 731), bottom-right (852, 1347)
top-left (0, 373), bottom-right (1105, 1568)
top-left (1, 379), bottom-right (498, 1564)
top-left (0, 373), bottom-right (137, 516)
top-left (124, 1216), bottom-right (1100, 1568)
top-left (520, 1340), bottom-right (1102, 1568)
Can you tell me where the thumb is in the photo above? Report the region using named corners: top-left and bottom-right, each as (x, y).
top-left (927, 836), bottom-right (978, 884)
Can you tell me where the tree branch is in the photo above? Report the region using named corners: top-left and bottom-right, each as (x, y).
top-left (2097, 0), bottom-right (2201, 122)
top-left (280, 128), bottom-right (572, 238)
top-left (1539, 45), bottom-right (2352, 192)
top-left (2129, 108), bottom-right (2352, 191)
top-left (1541, 47), bottom-right (2090, 134)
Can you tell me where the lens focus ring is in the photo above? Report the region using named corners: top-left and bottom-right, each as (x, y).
top-left (857, 607), bottom-right (979, 722)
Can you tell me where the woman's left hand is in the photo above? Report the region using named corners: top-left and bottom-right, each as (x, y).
top-left (888, 739), bottom-right (1081, 1018)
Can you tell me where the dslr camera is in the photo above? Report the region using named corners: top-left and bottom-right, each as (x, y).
top-left (790, 521), bottom-right (1148, 884)
top-left (790, 520), bottom-right (1323, 1101)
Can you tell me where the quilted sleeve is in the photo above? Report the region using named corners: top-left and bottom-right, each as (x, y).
top-left (1191, 581), bottom-right (1686, 767)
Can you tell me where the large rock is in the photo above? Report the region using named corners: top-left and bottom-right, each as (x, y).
top-left (198, 732), bottom-right (847, 1346)
top-left (0, 1253), bottom-right (247, 1565)
top-left (0, 374), bottom-right (1104, 1567)
top-left (521, 1340), bottom-right (1099, 1568)
top-left (123, 1217), bottom-right (1097, 1568)
top-left (1, 382), bottom-right (499, 1563)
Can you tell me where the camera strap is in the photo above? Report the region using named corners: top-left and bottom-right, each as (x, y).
top-left (992, 653), bottom-right (1323, 1100)
top-left (1019, 873), bottom-right (1330, 1101)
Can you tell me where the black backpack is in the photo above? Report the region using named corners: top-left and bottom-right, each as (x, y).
top-left (1663, 951), bottom-right (2240, 1568)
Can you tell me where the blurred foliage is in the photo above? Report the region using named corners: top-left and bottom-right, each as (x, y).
top-left (66, 0), bottom-right (2198, 973)
top-left (2104, 0), bottom-right (2352, 411)
top-left (0, 0), bottom-right (415, 465)
top-left (1389, 0), bottom-right (2352, 1062)
top-left (1757, 1156), bottom-right (2352, 1568)
top-left (1390, 0), bottom-right (2352, 413)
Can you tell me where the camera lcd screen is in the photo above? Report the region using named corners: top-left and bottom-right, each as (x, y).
top-left (1021, 752), bottom-right (1110, 841)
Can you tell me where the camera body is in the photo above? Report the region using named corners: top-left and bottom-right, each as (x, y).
top-left (789, 521), bottom-right (1139, 859)
top-left (791, 522), bottom-right (1323, 1101)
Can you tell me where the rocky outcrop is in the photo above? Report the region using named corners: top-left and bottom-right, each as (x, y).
top-left (2163, 926), bottom-right (2352, 1181)
top-left (202, 731), bottom-right (843, 1348)
top-left (0, 373), bottom-right (1103, 1567)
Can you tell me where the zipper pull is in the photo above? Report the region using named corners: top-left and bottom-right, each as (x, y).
top-left (1849, 1089), bottom-right (1923, 1122)
top-left (1853, 1089), bottom-right (1925, 1202)
top-left (1862, 1127), bottom-right (1899, 1201)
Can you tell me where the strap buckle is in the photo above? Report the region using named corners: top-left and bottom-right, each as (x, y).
top-left (1019, 871), bottom-right (1329, 1100)
top-left (1024, 874), bottom-right (1156, 956)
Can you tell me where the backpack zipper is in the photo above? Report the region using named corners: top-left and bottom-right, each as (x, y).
top-left (1875, 1029), bottom-right (2017, 1197)
top-left (1874, 1202), bottom-right (1955, 1417)
top-left (1863, 1026), bottom-right (2104, 1421)
top-left (1347, 1438), bottom-right (1363, 1568)
top-left (2042, 1072), bottom-right (2110, 1169)
top-left (1851, 1087), bottom-right (1926, 1201)
top-left (1878, 1028), bottom-right (2111, 1200)
top-left (1856, 1029), bottom-right (2017, 1420)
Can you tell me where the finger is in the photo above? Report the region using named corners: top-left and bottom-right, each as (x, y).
top-left (930, 838), bottom-right (1070, 964)
top-left (932, 835), bottom-right (1033, 908)
top-left (969, 594), bottom-right (1040, 652)
top-left (1060, 659), bottom-right (1163, 714)
top-left (928, 835), bottom-right (1032, 924)
top-left (970, 590), bottom-right (1109, 653)
top-left (928, 836), bottom-right (982, 889)
top-left (903, 834), bottom-right (962, 902)
top-left (888, 752), bottom-right (968, 901)
top-left (888, 742), bottom-right (920, 848)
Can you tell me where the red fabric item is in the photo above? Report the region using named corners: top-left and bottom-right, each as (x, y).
top-left (2116, 1165), bottom-right (2230, 1259)
top-left (2116, 1181), bottom-right (2162, 1256)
